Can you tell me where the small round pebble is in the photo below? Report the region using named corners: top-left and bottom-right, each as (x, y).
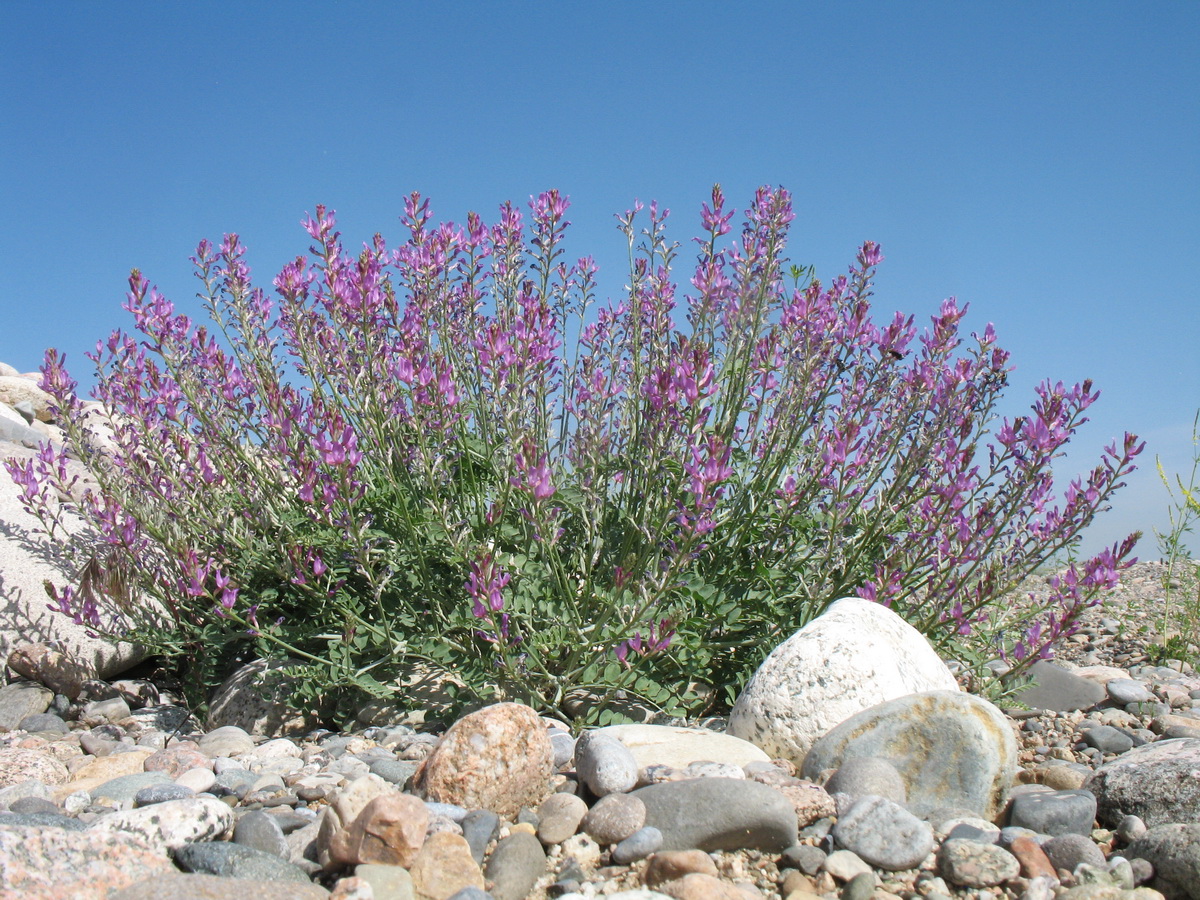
top-left (825, 757), bottom-right (907, 804)
top-left (842, 871), bottom-right (876, 900)
top-left (233, 808), bottom-right (290, 858)
top-left (581, 792), bottom-right (646, 845)
top-left (574, 731), bottom-right (638, 797)
top-left (610, 825), bottom-right (662, 864)
top-left (937, 839), bottom-right (1020, 887)
top-left (1041, 832), bottom-right (1106, 872)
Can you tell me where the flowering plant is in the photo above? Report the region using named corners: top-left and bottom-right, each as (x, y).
top-left (7, 186), bottom-right (1143, 724)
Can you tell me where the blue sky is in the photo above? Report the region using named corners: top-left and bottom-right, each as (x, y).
top-left (2, 2), bottom-right (1197, 559)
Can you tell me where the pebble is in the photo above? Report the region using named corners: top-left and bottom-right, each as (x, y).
top-left (574, 730), bottom-right (639, 797)
top-left (832, 794), bottom-right (934, 870)
top-left (611, 825), bottom-right (663, 863)
top-left (1008, 788), bottom-right (1098, 836)
top-left (937, 839), bottom-right (1020, 887)
top-left (580, 791), bottom-right (646, 844)
top-left (0, 558), bottom-right (1197, 899)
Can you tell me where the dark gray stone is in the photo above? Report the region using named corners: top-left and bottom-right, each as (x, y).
top-left (134, 783), bottom-right (196, 806)
top-left (1081, 724), bottom-right (1135, 755)
top-left (632, 777), bottom-right (798, 852)
top-left (832, 795), bottom-right (934, 870)
top-left (550, 732), bottom-right (576, 770)
top-left (233, 809), bottom-right (289, 858)
top-left (6, 796), bottom-right (59, 815)
top-left (368, 758), bottom-right (416, 786)
top-left (91, 772), bottom-right (173, 806)
top-left (0, 681), bottom-right (53, 731)
top-left (801, 690), bottom-right (1017, 821)
top-left (825, 757), bottom-right (906, 804)
top-left (18, 712), bottom-right (68, 734)
top-left (781, 842), bottom-right (827, 875)
top-left (611, 825), bottom-right (663, 864)
top-left (1008, 789), bottom-right (1097, 836)
top-left (1041, 833), bottom-right (1105, 872)
top-left (1128, 823), bottom-right (1200, 900)
top-left (461, 809), bottom-right (500, 865)
top-left (1014, 661), bottom-right (1105, 712)
top-left (173, 841), bottom-right (314, 883)
top-left (842, 871), bottom-right (876, 900)
top-left (0, 810), bottom-right (86, 830)
top-left (212, 768), bottom-right (258, 799)
top-left (1086, 738), bottom-right (1200, 828)
top-left (483, 831), bottom-right (546, 900)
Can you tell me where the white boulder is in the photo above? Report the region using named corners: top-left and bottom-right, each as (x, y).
top-left (728, 597), bottom-right (959, 765)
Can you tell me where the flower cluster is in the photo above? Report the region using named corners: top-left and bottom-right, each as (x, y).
top-left (6, 185), bottom-right (1142, 723)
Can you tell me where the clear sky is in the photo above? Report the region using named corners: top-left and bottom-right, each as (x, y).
top-left (2, 2), bottom-right (1197, 560)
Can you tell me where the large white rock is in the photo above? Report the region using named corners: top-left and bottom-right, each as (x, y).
top-left (0, 443), bottom-right (142, 679)
top-left (727, 597), bottom-right (959, 765)
top-left (594, 723), bottom-right (770, 769)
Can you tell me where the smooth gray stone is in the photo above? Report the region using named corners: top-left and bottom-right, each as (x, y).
top-left (832, 795), bottom-right (933, 870)
top-left (1128, 824), bottom-right (1200, 900)
top-left (1086, 738), bottom-right (1200, 828)
top-left (18, 712), bottom-right (68, 734)
top-left (843, 871), bottom-right (876, 900)
top-left (483, 831), bottom-right (546, 900)
top-left (0, 810), bottom-right (86, 830)
top-left (1081, 724), bottom-right (1135, 754)
top-left (447, 889), bottom-right (494, 900)
top-left (551, 732), bottom-right (576, 770)
top-left (91, 772), bottom-right (173, 806)
top-left (1041, 833), bottom-right (1105, 872)
top-left (134, 783), bottom-right (196, 806)
top-left (781, 842), bottom-right (826, 875)
top-left (574, 731), bottom-right (638, 797)
top-left (631, 777), bottom-right (798, 852)
top-left (611, 826), bottom-right (662, 864)
top-left (233, 808), bottom-right (290, 858)
top-left (369, 758), bottom-right (417, 786)
top-left (1107, 679), bottom-right (1156, 705)
top-left (424, 801), bottom-right (469, 823)
top-left (6, 796), bottom-right (59, 815)
top-left (1015, 661), bottom-right (1105, 712)
top-left (212, 768), bottom-right (258, 798)
top-left (1008, 789), bottom-right (1097, 836)
top-left (825, 756), bottom-right (907, 804)
top-left (174, 841), bottom-right (313, 883)
top-left (0, 681), bottom-right (53, 731)
top-left (802, 690), bottom-right (1017, 821)
top-left (461, 809), bottom-right (500, 865)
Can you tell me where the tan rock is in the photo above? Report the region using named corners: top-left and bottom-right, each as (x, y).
top-left (413, 702), bottom-right (554, 818)
top-left (6, 642), bottom-right (92, 699)
top-left (408, 831), bottom-right (484, 900)
top-left (644, 849), bottom-right (720, 885)
top-left (333, 774), bottom-right (392, 827)
top-left (0, 375), bottom-right (56, 422)
top-left (143, 743), bottom-right (212, 778)
top-left (327, 791), bottom-right (429, 869)
top-left (658, 872), bottom-right (751, 900)
top-left (54, 748), bottom-right (154, 800)
top-left (774, 781), bottom-right (837, 827)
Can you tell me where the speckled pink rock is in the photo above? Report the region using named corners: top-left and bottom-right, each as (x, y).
top-left (0, 826), bottom-right (173, 899)
top-left (413, 702), bottom-right (554, 818)
top-left (0, 746), bottom-right (68, 788)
